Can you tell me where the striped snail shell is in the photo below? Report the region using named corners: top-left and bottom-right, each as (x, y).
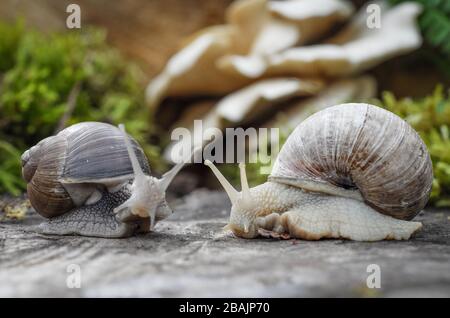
top-left (270, 103), bottom-right (433, 220)
top-left (21, 122), bottom-right (150, 218)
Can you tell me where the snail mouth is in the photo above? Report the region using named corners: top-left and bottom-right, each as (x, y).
top-left (131, 205), bottom-right (150, 218)
top-left (115, 203), bottom-right (153, 225)
top-left (227, 223), bottom-right (257, 239)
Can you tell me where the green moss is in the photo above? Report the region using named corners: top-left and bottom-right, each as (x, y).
top-left (0, 141), bottom-right (24, 196)
top-left (0, 21), bottom-right (163, 195)
top-left (374, 85), bottom-right (450, 207)
top-left (0, 20), bottom-right (24, 72)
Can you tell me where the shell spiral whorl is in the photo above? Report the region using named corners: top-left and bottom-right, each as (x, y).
top-left (24, 134), bottom-right (73, 218)
top-left (21, 122), bottom-right (150, 219)
top-left (270, 103), bottom-right (433, 220)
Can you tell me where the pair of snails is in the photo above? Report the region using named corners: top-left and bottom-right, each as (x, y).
top-left (22, 103), bottom-right (433, 241)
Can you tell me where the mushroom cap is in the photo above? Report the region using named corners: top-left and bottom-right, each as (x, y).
top-left (263, 75), bottom-right (377, 129)
top-left (146, 0), bottom-right (355, 110)
top-left (219, 2), bottom-right (423, 78)
top-left (162, 77), bottom-right (323, 163)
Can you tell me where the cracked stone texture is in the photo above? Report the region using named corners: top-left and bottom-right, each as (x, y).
top-left (0, 189), bottom-right (449, 297)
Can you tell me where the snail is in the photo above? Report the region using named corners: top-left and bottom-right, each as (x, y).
top-left (21, 122), bottom-right (186, 238)
top-left (205, 103), bottom-right (433, 241)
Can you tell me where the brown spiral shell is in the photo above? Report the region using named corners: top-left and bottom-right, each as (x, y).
top-left (269, 103), bottom-right (433, 220)
top-left (21, 122), bottom-right (150, 218)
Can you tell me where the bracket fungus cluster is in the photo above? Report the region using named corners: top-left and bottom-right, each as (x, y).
top-left (146, 0), bottom-right (423, 164)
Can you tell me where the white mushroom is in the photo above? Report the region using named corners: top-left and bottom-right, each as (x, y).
top-left (216, 77), bottom-right (323, 123)
top-left (247, 76), bottom-right (377, 158)
top-left (269, 0), bottom-right (353, 21)
top-left (146, 0), bottom-right (354, 110)
top-left (146, 26), bottom-right (250, 110)
top-left (228, 0), bottom-right (354, 56)
top-left (163, 78), bottom-right (323, 163)
top-left (265, 75), bottom-right (377, 129)
top-left (219, 2), bottom-right (423, 78)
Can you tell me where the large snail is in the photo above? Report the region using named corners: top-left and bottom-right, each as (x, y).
top-left (205, 103), bottom-right (433, 241)
top-left (21, 122), bottom-right (186, 238)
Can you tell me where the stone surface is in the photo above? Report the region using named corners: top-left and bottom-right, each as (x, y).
top-left (1, 189), bottom-right (449, 297)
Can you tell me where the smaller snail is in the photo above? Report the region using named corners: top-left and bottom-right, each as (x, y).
top-left (22, 122), bottom-right (186, 238)
top-left (205, 103), bottom-right (433, 241)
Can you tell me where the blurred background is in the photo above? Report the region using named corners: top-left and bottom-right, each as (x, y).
top-left (0, 0), bottom-right (449, 220)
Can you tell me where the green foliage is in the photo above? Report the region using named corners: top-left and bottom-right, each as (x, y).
top-left (389, 0), bottom-right (450, 76)
top-left (375, 85), bottom-right (450, 207)
top-left (0, 20), bottom-right (24, 72)
top-left (0, 141), bottom-right (23, 196)
top-left (0, 21), bottom-right (162, 195)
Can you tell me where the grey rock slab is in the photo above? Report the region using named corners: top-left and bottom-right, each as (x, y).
top-left (0, 189), bottom-right (449, 297)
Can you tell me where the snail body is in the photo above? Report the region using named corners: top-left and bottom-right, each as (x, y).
top-left (22, 122), bottom-right (185, 238)
top-left (205, 103), bottom-right (433, 241)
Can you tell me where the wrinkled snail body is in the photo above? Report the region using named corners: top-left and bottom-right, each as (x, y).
top-left (21, 122), bottom-right (185, 238)
top-left (205, 103), bottom-right (433, 241)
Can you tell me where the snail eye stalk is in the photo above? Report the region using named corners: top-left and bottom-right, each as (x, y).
top-left (118, 123), bottom-right (156, 228)
top-left (239, 162), bottom-right (252, 205)
top-left (118, 123), bottom-right (146, 184)
top-left (204, 160), bottom-right (239, 205)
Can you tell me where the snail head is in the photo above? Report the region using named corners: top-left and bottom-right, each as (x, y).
top-left (115, 124), bottom-right (185, 230)
top-left (204, 160), bottom-right (259, 238)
